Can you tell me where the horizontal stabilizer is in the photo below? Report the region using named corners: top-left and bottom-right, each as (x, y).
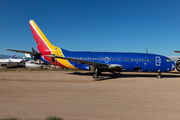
top-left (6, 49), bottom-right (42, 55)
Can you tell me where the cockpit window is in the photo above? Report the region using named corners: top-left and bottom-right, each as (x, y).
top-left (166, 59), bottom-right (172, 62)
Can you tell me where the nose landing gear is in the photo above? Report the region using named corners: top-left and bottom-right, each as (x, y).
top-left (157, 72), bottom-right (162, 79)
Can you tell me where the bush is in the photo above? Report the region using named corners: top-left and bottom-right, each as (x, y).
top-left (2, 117), bottom-right (18, 120)
top-left (46, 116), bottom-right (63, 120)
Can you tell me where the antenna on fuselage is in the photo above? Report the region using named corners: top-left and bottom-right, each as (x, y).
top-left (146, 47), bottom-right (148, 54)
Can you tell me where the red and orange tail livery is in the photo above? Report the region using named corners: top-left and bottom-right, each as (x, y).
top-left (29, 20), bottom-right (77, 69)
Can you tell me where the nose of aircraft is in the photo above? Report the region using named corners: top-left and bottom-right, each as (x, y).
top-left (171, 61), bottom-right (175, 71)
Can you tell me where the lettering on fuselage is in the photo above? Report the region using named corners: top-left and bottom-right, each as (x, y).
top-left (105, 57), bottom-right (110, 63)
top-left (155, 56), bottom-right (161, 66)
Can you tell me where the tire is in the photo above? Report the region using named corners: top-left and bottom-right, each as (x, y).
top-left (93, 73), bottom-right (98, 78)
top-left (176, 60), bottom-right (180, 72)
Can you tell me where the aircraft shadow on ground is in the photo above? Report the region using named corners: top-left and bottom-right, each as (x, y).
top-left (69, 72), bottom-right (180, 81)
top-left (169, 71), bottom-right (180, 74)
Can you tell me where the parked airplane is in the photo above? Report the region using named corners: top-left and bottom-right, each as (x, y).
top-left (24, 53), bottom-right (43, 68)
top-left (6, 20), bottom-right (175, 78)
top-left (0, 55), bottom-right (25, 68)
top-left (173, 51), bottom-right (180, 72)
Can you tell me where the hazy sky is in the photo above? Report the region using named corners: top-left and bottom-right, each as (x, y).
top-left (0, 0), bottom-right (180, 57)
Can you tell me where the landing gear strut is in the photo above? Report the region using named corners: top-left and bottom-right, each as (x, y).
top-left (157, 72), bottom-right (162, 79)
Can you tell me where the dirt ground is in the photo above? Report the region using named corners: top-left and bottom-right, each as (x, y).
top-left (1, 70), bottom-right (180, 120)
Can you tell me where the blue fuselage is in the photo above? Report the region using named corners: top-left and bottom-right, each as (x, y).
top-left (61, 51), bottom-right (175, 72)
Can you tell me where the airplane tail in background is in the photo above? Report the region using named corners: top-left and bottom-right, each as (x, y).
top-left (31, 47), bottom-right (38, 53)
top-left (11, 55), bottom-right (16, 59)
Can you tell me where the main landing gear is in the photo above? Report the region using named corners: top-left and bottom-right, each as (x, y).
top-left (92, 69), bottom-right (101, 79)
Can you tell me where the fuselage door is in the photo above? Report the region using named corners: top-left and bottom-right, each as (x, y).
top-left (155, 56), bottom-right (161, 66)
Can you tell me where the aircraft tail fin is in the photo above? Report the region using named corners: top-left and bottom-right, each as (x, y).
top-left (29, 20), bottom-right (59, 53)
top-left (31, 47), bottom-right (38, 53)
top-left (11, 55), bottom-right (16, 59)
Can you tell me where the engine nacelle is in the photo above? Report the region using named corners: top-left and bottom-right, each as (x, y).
top-left (176, 60), bottom-right (180, 72)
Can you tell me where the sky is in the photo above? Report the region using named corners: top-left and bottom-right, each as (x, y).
top-left (0, 0), bottom-right (180, 57)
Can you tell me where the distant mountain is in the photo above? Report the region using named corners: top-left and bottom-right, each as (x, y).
top-left (0, 54), bottom-right (23, 59)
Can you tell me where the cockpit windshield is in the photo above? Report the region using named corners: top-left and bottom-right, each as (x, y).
top-left (166, 59), bottom-right (173, 62)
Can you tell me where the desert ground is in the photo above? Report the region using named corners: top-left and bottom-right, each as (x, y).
top-left (1, 69), bottom-right (180, 120)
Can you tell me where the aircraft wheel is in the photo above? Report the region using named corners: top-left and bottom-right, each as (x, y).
top-left (157, 75), bottom-right (161, 79)
top-left (93, 73), bottom-right (98, 78)
top-left (157, 72), bottom-right (162, 79)
top-left (176, 60), bottom-right (180, 72)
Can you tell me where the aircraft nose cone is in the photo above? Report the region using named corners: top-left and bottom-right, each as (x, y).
top-left (171, 62), bottom-right (175, 71)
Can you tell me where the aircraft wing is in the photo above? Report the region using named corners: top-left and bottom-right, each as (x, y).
top-left (6, 49), bottom-right (42, 55)
top-left (46, 55), bottom-right (123, 70)
top-left (174, 51), bottom-right (180, 53)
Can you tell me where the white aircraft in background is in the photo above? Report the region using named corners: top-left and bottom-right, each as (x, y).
top-left (0, 54), bottom-right (43, 69)
top-left (0, 55), bottom-right (25, 68)
top-left (0, 55), bottom-right (25, 63)
top-left (24, 53), bottom-right (43, 68)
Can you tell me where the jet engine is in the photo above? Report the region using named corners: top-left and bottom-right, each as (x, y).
top-left (176, 60), bottom-right (180, 72)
